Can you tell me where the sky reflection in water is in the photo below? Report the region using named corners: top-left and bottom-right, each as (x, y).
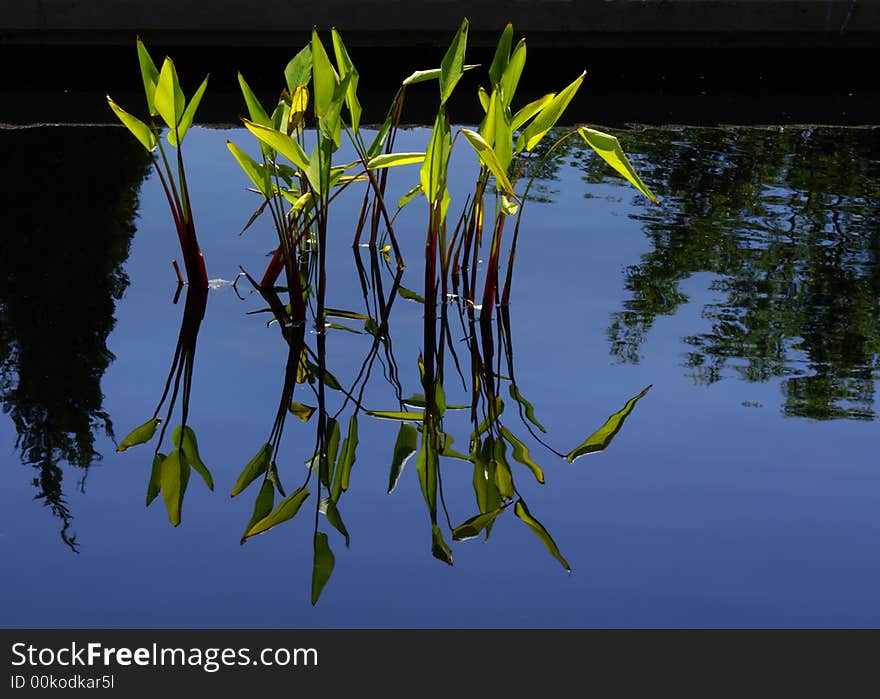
top-left (1, 125), bottom-right (879, 627)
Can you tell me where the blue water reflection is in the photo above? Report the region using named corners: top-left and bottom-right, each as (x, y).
top-left (2, 125), bottom-right (879, 628)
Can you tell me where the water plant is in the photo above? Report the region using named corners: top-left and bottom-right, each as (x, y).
top-left (107, 39), bottom-right (210, 287)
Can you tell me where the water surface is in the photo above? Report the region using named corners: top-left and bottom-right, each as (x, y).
top-left (2, 124), bottom-right (879, 627)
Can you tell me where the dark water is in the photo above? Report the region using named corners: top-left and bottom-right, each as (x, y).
top-left (2, 124), bottom-right (879, 627)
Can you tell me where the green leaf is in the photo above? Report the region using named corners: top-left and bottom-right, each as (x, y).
top-left (230, 442), bottom-right (271, 497)
top-left (416, 431), bottom-right (437, 520)
top-left (366, 410), bottom-right (424, 421)
top-left (461, 129), bottom-right (515, 196)
top-left (242, 486), bottom-right (309, 540)
top-left (514, 499), bottom-right (570, 572)
top-left (319, 417), bottom-right (341, 489)
top-left (237, 72), bottom-right (271, 127)
top-left (567, 385), bottom-right (652, 462)
top-left (452, 507), bottom-right (506, 541)
top-left (284, 44), bottom-right (313, 91)
top-left (289, 402), bottom-right (317, 422)
top-left (321, 497), bottom-right (350, 547)
top-left (577, 127), bottom-right (660, 204)
top-left (242, 119), bottom-right (310, 171)
top-left (159, 449), bottom-right (190, 527)
top-left (500, 39), bottom-right (526, 108)
top-left (146, 452), bottom-right (165, 506)
top-left (402, 64), bottom-right (479, 86)
top-left (488, 23), bottom-right (514, 87)
top-left (116, 417), bottom-right (161, 452)
top-left (367, 152), bottom-right (426, 169)
top-left (477, 86), bottom-right (491, 112)
top-left (420, 107), bottom-right (451, 204)
top-left (439, 18), bottom-right (469, 104)
top-left (398, 286), bottom-right (425, 304)
top-left (240, 479), bottom-right (274, 544)
top-left (516, 71), bottom-right (585, 153)
top-left (431, 524), bottom-right (454, 565)
top-left (172, 425), bottom-right (213, 490)
top-left (509, 384), bottom-right (546, 433)
top-left (311, 532), bottom-right (335, 605)
top-left (500, 427), bottom-right (544, 484)
top-left (331, 415), bottom-right (358, 501)
top-left (168, 75), bottom-right (208, 147)
top-left (493, 89), bottom-right (513, 172)
top-left (511, 93), bottom-right (554, 131)
top-left (136, 38), bottom-right (159, 116)
top-left (331, 29), bottom-right (362, 133)
top-left (492, 438), bottom-right (514, 500)
top-left (154, 57), bottom-right (186, 129)
top-left (398, 184), bottom-right (423, 209)
top-left (107, 98), bottom-right (157, 152)
top-left (325, 307), bottom-right (369, 321)
top-left (227, 140), bottom-right (272, 198)
top-left (387, 423), bottom-right (418, 494)
top-left (311, 29), bottom-right (338, 119)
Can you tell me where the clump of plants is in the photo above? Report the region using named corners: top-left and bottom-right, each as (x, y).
top-left (111, 21), bottom-right (658, 604)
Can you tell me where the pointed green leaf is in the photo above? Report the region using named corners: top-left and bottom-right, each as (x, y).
top-left (577, 127), bottom-right (660, 204)
top-left (320, 417), bottom-right (341, 489)
top-left (331, 29), bottom-right (362, 133)
top-left (159, 449), bottom-right (190, 527)
top-left (493, 89), bottom-right (513, 172)
top-left (285, 44), bottom-right (313, 91)
top-left (311, 532), bottom-right (335, 605)
top-left (240, 479), bottom-right (274, 544)
top-left (516, 71), bottom-right (585, 153)
top-left (398, 184), bottom-right (423, 209)
top-left (515, 499), bottom-right (570, 571)
top-left (311, 29), bottom-right (338, 119)
top-left (242, 119), bottom-right (310, 171)
top-left (136, 38), bottom-right (159, 116)
top-left (367, 152), bottom-right (426, 169)
top-left (325, 307), bottom-right (370, 321)
top-left (509, 384), bottom-right (546, 433)
top-left (154, 57), bottom-right (185, 129)
top-left (387, 422), bottom-right (419, 494)
top-left (500, 427), bottom-right (544, 484)
top-left (452, 506), bottom-right (507, 541)
top-left (289, 402), bottom-right (317, 422)
top-left (366, 410), bottom-right (424, 421)
top-left (172, 425), bottom-right (213, 490)
top-left (567, 385), bottom-right (652, 462)
top-left (146, 451), bottom-right (165, 506)
top-left (511, 92), bottom-right (554, 131)
top-left (431, 524), bottom-right (454, 565)
top-left (398, 286), bottom-right (425, 303)
top-left (477, 87), bottom-right (490, 115)
top-left (231, 442), bottom-right (271, 496)
top-left (331, 415), bottom-right (358, 501)
top-left (440, 18), bottom-right (469, 104)
top-left (227, 140), bottom-right (272, 197)
top-left (500, 39), bottom-right (526, 108)
top-left (488, 23), bottom-right (514, 87)
top-left (107, 98), bottom-right (157, 152)
top-left (243, 486), bottom-right (309, 540)
top-left (416, 431), bottom-right (437, 520)
top-left (402, 64), bottom-right (479, 86)
top-left (461, 129), bottom-right (515, 196)
top-left (321, 497), bottom-right (350, 547)
top-left (237, 72), bottom-right (271, 127)
top-left (492, 438), bottom-right (514, 500)
top-left (117, 417), bottom-right (161, 452)
top-left (168, 75), bottom-right (208, 147)
top-left (420, 107), bottom-right (451, 203)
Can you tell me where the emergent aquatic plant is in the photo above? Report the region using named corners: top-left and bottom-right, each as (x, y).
top-left (107, 39), bottom-right (210, 287)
